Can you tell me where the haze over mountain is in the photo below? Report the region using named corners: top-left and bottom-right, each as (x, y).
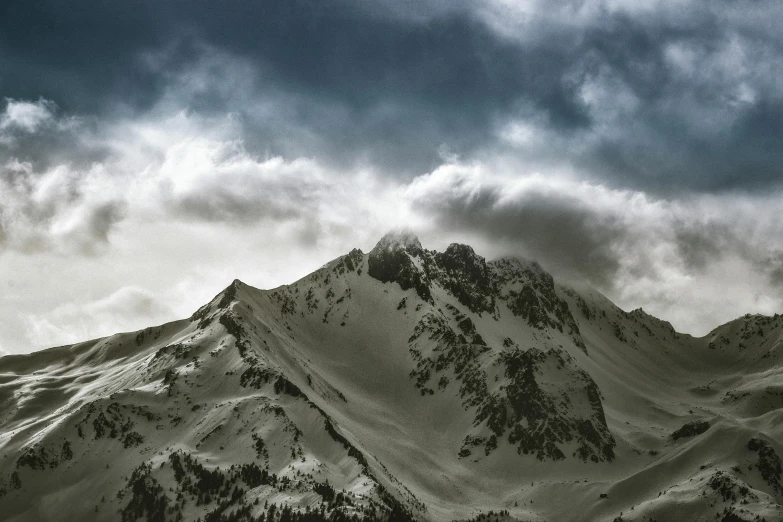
top-left (1, 232), bottom-right (781, 522)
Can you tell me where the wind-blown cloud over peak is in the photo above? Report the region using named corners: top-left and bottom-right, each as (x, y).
top-left (406, 160), bottom-right (783, 333)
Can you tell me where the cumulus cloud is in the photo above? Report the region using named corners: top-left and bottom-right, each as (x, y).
top-left (0, 159), bottom-right (126, 254)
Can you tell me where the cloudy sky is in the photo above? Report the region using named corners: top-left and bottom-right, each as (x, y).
top-left (2, 0), bottom-right (783, 354)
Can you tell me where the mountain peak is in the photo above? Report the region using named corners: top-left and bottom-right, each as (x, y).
top-left (189, 278), bottom-right (250, 326)
top-left (371, 229), bottom-right (423, 256)
top-left (7, 235), bottom-right (783, 522)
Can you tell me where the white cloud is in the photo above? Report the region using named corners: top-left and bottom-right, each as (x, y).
top-left (2, 95), bottom-right (783, 353)
top-left (0, 105), bottom-right (409, 256)
top-left (0, 159), bottom-right (126, 254)
top-left (0, 98), bottom-right (56, 134)
top-left (473, 0), bottom-right (694, 43)
top-left (24, 287), bottom-right (177, 349)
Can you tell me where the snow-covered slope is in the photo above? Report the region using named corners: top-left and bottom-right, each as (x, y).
top-left (0, 231), bottom-right (781, 522)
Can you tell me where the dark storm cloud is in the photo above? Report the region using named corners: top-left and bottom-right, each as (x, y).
top-left (2, 0), bottom-right (783, 265)
top-left (406, 167), bottom-right (628, 287)
top-left (3, 0), bottom-right (783, 187)
top-left (566, 7), bottom-right (783, 192)
top-left (435, 188), bottom-right (625, 287)
top-left (0, 0), bottom-right (621, 178)
top-left (405, 162), bottom-right (783, 297)
top-left (0, 0), bottom-right (582, 174)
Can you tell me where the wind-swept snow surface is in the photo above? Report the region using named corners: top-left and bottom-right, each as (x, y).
top-left (1, 232), bottom-right (782, 521)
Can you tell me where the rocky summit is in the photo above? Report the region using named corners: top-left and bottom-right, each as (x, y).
top-left (1, 232), bottom-right (782, 522)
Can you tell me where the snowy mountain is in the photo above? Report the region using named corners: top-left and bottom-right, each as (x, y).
top-left (0, 231), bottom-right (782, 522)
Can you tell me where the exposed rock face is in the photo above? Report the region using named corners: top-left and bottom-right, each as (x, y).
top-left (368, 239), bottom-right (586, 349)
top-left (494, 259), bottom-right (570, 328)
top-left (6, 232), bottom-right (782, 522)
top-left (492, 258), bottom-right (586, 352)
top-left (671, 420), bottom-right (710, 441)
top-left (385, 234), bottom-right (614, 462)
top-left (431, 244), bottom-right (496, 315)
top-left (368, 231), bottom-right (432, 302)
top-left (748, 438), bottom-right (782, 494)
top-left (369, 234), bottom-right (501, 317)
top-left (408, 309), bottom-right (615, 463)
top-left (498, 348), bottom-right (614, 462)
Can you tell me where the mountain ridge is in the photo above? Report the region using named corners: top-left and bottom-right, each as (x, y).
top-left (0, 232), bottom-right (782, 522)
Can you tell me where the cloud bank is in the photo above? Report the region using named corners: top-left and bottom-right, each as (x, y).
top-left (1, 0), bottom-right (783, 352)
